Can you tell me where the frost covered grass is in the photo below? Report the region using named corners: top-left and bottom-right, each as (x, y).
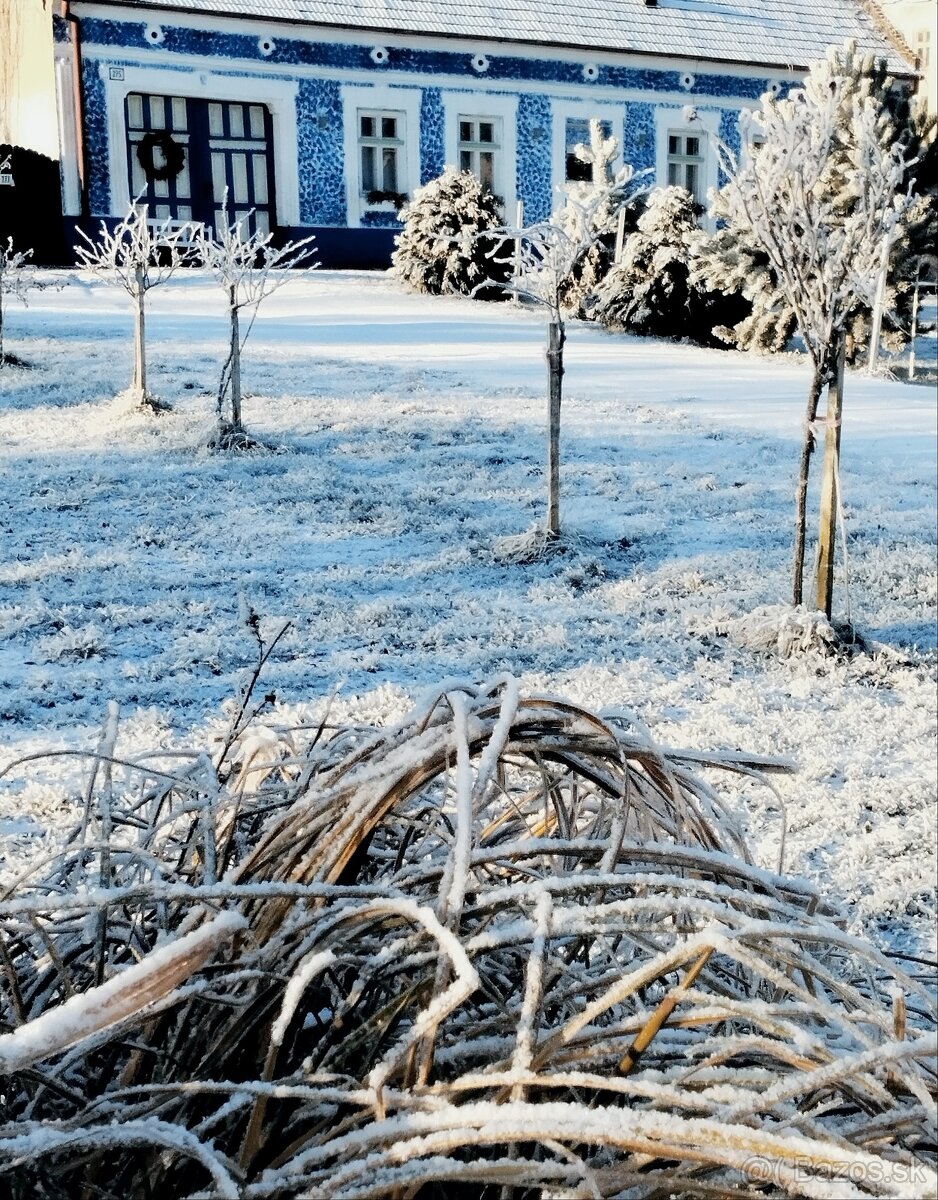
top-left (0, 269), bottom-right (935, 965)
top-left (0, 675), bottom-right (935, 1199)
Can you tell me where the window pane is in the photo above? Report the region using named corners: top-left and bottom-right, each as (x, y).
top-left (171, 97), bottom-right (187, 131)
top-left (361, 144), bottom-right (376, 191)
top-left (382, 146), bottom-right (398, 191)
top-left (361, 115), bottom-right (374, 137)
top-left (566, 117), bottom-right (590, 151)
top-left (668, 134), bottom-right (679, 155)
top-left (667, 162), bottom-right (679, 186)
top-left (479, 151), bottom-right (494, 190)
top-left (228, 105), bottom-right (244, 138)
top-left (381, 116), bottom-right (397, 139)
top-left (249, 105), bottom-right (265, 139)
top-left (479, 121), bottom-right (494, 143)
top-left (686, 136), bottom-right (699, 157)
top-left (459, 149), bottom-right (472, 172)
top-left (566, 152), bottom-right (591, 182)
top-left (127, 94), bottom-right (144, 129)
top-left (208, 103), bottom-right (224, 137)
top-left (459, 120), bottom-right (473, 142)
top-left (685, 163), bottom-right (699, 198)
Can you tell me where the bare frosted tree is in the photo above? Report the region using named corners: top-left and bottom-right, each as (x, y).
top-left (196, 211), bottom-right (315, 449)
top-left (702, 44), bottom-right (916, 616)
top-left (486, 204), bottom-right (602, 544)
top-left (0, 238), bottom-right (35, 368)
top-left (75, 203), bottom-right (189, 410)
top-left (486, 178), bottom-right (644, 547)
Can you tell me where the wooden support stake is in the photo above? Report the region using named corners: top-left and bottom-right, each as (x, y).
top-left (546, 319), bottom-right (564, 538)
top-left (614, 205), bottom-right (627, 265)
top-left (815, 338), bottom-right (845, 620)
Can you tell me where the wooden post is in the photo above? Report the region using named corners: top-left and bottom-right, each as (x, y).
top-left (546, 319), bottom-right (564, 538)
top-left (867, 235), bottom-right (890, 375)
top-left (512, 199), bottom-right (524, 304)
top-left (908, 274), bottom-right (921, 381)
top-left (815, 338), bottom-right (846, 619)
top-left (614, 205), bottom-right (627, 265)
top-left (132, 264), bottom-right (146, 399)
top-left (229, 284), bottom-right (242, 431)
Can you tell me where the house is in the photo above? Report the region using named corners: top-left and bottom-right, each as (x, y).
top-left (874, 0), bottom-right (937, 111)
top-left (9, 0), bottom-right (916, 265)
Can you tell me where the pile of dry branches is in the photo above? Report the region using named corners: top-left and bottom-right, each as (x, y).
top-left (1, 670), bottom-right (935, 1199)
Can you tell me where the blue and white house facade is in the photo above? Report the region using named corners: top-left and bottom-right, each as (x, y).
top-left (51, 0), bottom-right (911, 265)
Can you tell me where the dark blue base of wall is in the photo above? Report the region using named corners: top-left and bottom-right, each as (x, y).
top-left (58, 218), bottom-right (396, 270)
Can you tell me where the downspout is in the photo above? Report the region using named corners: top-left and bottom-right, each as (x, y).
top-left (61, 0), bottom-right (89, 218)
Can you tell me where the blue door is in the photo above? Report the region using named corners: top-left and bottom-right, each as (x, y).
top-left (125, 93), bottom-right (276, 236)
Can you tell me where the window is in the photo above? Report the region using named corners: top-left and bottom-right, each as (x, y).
top-left (358, 110), bottom-right (404, 198)
top-left (565, 117), bottom-right (613, 182)
top-left (667, 131), bottom-right (705, 204)
top-left (457, 117), bottom-right (499, 192)
top-left (915, 28), bottom-right (930, 70)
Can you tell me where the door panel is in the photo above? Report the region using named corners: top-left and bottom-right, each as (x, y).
top-left (124, 93), bottom-right (276, 237)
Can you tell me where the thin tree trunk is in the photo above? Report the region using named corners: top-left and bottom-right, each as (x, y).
top-left (546, 319), bottom-right (564, 538)
top-left (132, 266), bottom-right (146, 399)
top-left (229, 285), bottom-right (242, 431)
top-left (792, 357), bottom-right (826, 607)
top-left (815, 337), bottom-right (845, 619)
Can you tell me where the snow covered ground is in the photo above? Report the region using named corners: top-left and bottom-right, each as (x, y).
top-left (0, 269), bottom-right (935, 956)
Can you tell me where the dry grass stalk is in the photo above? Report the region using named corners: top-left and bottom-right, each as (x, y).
top-left (0, 674), bottom-right (934, 1199)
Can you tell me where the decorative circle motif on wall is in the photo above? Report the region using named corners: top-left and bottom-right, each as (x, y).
top-left (370, 46), bottom-right (389, 64)
top-left (768, 79), bottom-right (782, 96)
top-left (258, 36), bottom-right (276, 56)
top-left (136, 131), bottom-right (185, 182)
top-left (145, 24), bottom-right (164, 44)
top-left (471, 54), bottom-right (490, 73)
top-left (680, 72), bottom-right (695, 90)
top-left (582, 63), bottom-right (599, 81)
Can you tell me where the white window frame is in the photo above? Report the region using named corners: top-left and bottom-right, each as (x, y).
top-left (654, 106), bottom-right (720, 226)
top-left (442, 91), bottom-right (517, 215)
top-left (357, 108), bottom-right (406, 197)
top-left (99, 61), bottom-right (299, 224)
top-left (456, 115), bottom-right (501, 193)
top-left (343, 84), bottom-right (421, 227)
top-left (551, 101), bottom-right (623, 205)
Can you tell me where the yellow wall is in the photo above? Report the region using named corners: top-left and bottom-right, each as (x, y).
top-left (876, 0), bottom-right (938, 112)
top-left (0, 0), bottom-right (58, 157)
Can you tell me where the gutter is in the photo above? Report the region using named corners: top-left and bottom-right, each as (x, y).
top-left (59, 0), bottom-right (90, 218)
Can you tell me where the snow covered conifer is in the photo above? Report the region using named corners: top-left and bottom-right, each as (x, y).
top-left (392, 166), bottom-right (509, 298)
top-left (0, 238), bottom-right (35, 368)
top-left (75, 203), bottom-right (189, 411)
top-left (589, 185), bottom-right (744, 343)
top-left (553, 118), bottom-right (644, 316)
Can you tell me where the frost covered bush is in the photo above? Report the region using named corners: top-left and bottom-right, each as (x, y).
top-left (392, 166), bottom-right (510, 298)
top-left (1, 669), bottom-right (935, 1200)
top-left (589, 185), bottom-right (745, 344)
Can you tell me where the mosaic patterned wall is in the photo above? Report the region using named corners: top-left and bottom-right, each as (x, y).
top-left (75, 12), bottom-right (788, 230)
top-left (297, 79), bottom-right (346, 226)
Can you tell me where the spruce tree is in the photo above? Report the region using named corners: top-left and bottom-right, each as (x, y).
top-left (553, 119), bottom-right (643, 316)
top-left (392, 167), bottom-right (509, 299)
top-left (589, 185), bottom-right (745, 343)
